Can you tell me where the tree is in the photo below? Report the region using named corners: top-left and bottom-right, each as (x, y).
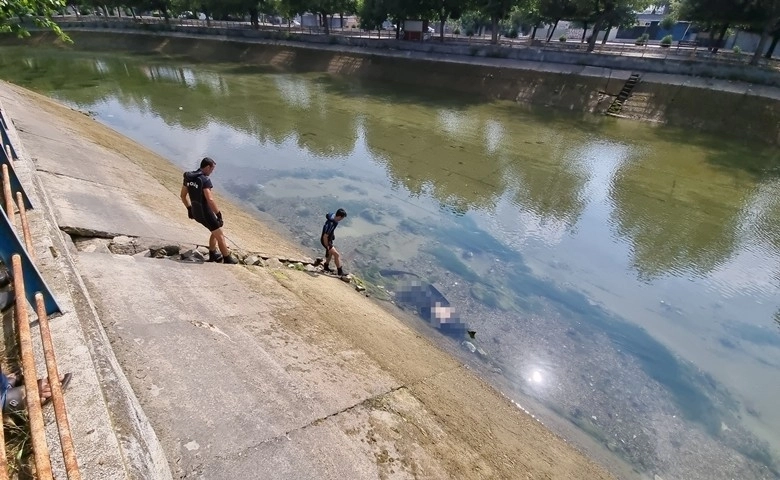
top-left (674, 0), bottom-right (752, 53)
top-left (1, 0), bottom-right (70, 39)
top-left (479, 0), bottom-right (517, 44)
top-left (511, 0), bottom-right (545, 39)
top-left (577, 0), bottom-right (650, 53)
top-left (358, 0), bottom-right (386, 32)
top-left (128, 0), bottom-right (173, 22)
top-left (750, 0), bottom-right (780, 64)
top-left (433, 0), bottom-right (466, 41)
top-left (537, 0), bottom-right (577, 41)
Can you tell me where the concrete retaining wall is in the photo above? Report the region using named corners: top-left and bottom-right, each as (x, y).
top-left (5, 30), bottom-right (780, 145)
top-left (49, 20), bottom-right (780, 87)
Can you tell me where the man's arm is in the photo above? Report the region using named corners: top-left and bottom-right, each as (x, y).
top-left (180, 185), bottom-right (190, 207)
top-left (203, 188), bottom-right (220, 215)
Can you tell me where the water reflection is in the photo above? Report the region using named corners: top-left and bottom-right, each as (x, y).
top-left (2, 47), bottom-right (780, 479)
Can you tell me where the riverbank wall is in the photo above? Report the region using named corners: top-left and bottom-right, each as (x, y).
top-left (43, 18), bottom-right (780, 87)
top-left (4, 30), bottom-right (780, 145)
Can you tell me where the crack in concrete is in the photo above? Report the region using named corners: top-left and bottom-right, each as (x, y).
top-left (36, 167), bottom-right (131, 191)
top-left (60, 225), bottom-right (123, 239)
top-left (222, 364), bottom-right (465, 461)
top-left (220, 384), bottom-right (407, 461)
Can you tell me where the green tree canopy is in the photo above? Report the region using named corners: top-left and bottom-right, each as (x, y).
top-left (1, 0), bottom-right (69, 38)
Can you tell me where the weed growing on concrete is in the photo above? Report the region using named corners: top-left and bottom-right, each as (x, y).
top-left (4, 413), bottom-right (33, 477)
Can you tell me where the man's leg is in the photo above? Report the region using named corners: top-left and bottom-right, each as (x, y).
top-left (331, 248), bottom-right (341, 269)
top-left (207, 232), bottom-right (222, 262)
top-left (331, 248), bottom-right (346, 276)
top-left (322, 244), bottom-right (332, 271)
top-left (213, 228), bottom-right (230, 257)
top-left (212, 228), bottom-right (237, 264)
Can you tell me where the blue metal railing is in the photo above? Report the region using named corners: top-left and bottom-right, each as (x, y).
top-left (0, 108), bottom-right (62, 316)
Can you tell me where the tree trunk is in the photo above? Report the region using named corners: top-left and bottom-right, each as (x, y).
top-left (547, 19), bottom-right (559, 42)
top-left (712, 23), bottom-right (729, 53)
top-left (491, 15), bottom-right (499, 44)
top-left (101, 5), bottom-right (109, 17)
top-left (751, 18), bottom-right (779, 65)
top-left (250, 7), bottom-right (259, 28)
top-left (340, 13), bottom-right (344, 29)
top-left (602, 24), bottom-right (611, 44)
top-left (321, 12), bottom-right (330, 34)
top-left (129, 7), bottom-right (136, 19)
top-left (581, 22), bottom-right (587, 43)
top-left (587, 20), bottom-right (602, 52)
top-left (766, 31), bottom-right (780, 59)
top-left (707, 25), bottom-right (716, 51)
top-left (205, 12), bottom-right (211, 26)
top-left (440, 16), bottom-right (446, 42)
top-left (395, 21), bottom-right (400, 39)
top-left (531, 24), bottom-right (538, 40)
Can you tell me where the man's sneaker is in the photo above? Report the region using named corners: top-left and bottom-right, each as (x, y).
top-left (223, 255), bottom-right (238, 265)
top-left (323, 265), bottom-right (333, 273)
top-left (208, 251), bottom-right (223, 263)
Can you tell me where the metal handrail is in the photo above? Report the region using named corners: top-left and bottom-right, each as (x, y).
top-left (35, 293), bottom-right (81, 480)
top-left (16, 192), bottom-right (35, 262)
top-left (12, 254), bottom-right (53, 480)
top-left (0, 105), bottom-right (78, 480)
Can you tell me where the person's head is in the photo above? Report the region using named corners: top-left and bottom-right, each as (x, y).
top-left (200, 157), bottom-right (216, 176)
top-left (335, 208), bottom-right (347, 221)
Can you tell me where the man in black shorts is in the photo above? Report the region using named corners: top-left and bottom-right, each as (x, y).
top-left (180, 157), bottom-right (237, 264)
top-left (320, 208), bottom-right (347, 276)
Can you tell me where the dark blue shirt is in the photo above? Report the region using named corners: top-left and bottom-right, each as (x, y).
top-left (322, 213), bottom-right (338, 241)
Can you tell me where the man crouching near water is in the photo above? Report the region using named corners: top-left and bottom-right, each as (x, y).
top-left (180, 157), bottom-right (238, 264)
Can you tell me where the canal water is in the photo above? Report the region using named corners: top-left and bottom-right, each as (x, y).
top-left (1, 46), bottom-right (778, 479)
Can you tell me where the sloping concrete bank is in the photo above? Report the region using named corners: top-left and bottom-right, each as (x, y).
top-left (1, 84), bottom-right (171, 478)
top-left (7, 29), bottom-right (780, 146)
top-left (0, 82), bottom-right (621, 478)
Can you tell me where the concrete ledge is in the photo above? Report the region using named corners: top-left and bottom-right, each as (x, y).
top-left (44, 21), bottom-right (780, 87)
top-left (0, 84), bottom-right (172, 479)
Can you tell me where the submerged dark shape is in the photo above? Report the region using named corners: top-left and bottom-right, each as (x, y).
top-left (394, 279), bottom-right (468, 337)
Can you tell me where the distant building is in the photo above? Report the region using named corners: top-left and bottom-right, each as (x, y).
top-left (614, 8), bottom-right (697, 43)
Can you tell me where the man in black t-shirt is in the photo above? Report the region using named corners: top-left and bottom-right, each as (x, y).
top-left (180, 157), bottom-right (237, 264)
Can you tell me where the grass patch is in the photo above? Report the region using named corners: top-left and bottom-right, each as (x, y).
top-left (4, 418), bottom-right (33, 478)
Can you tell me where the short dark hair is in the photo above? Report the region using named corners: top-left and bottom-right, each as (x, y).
top-left (200, 157), bottom-right (216, 169)
top-left (336, 208), bottom-right (347, 218)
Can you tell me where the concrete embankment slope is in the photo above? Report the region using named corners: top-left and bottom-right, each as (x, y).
top-left (9, 29), bottom-right (780, 146)
top-left (0, 81), bottom-right (617, 478)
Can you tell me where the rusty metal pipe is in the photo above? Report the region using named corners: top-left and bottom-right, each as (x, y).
top-left (11, 255), bottom-right (53, 480)
top-left (35, 293), bottom-right (81, 480)
top-left (2, 165), bottom-right (15, 225)
top-left (0, 390), bottom-right (8, 480)
top-left (16, 192), bottom-right (35, 262)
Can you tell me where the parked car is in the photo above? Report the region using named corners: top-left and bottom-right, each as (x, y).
top-left (382, 20), bottom-right (396, 31)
